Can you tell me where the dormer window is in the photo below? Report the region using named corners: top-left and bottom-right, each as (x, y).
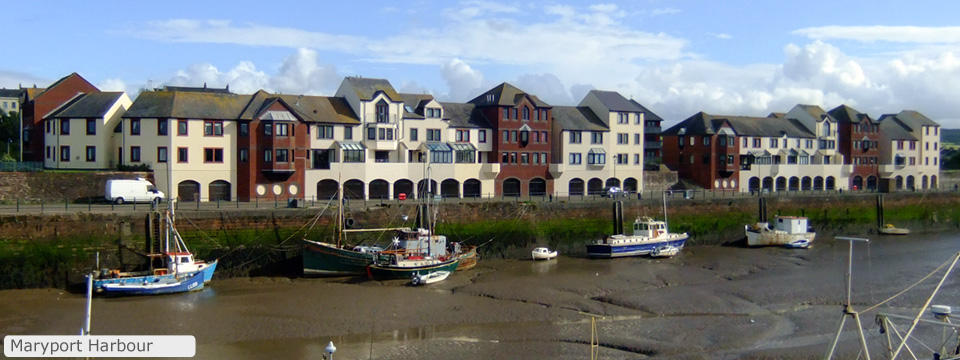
top-left (376, 100), bottom-right (389, 123)
top-left (426, 108), bottom-right (441, 118)
top-left (823, 121), bottom-right (831, 136)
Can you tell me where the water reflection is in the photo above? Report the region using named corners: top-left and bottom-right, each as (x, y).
top-left (531, 258), bottom-right (558, 274)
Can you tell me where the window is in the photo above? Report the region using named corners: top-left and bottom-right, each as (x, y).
top-left (204, 121), bottom-right (223, 136)
top-left (753, 138), bottom-right (761, 148)
top-left (634, 154), bottom-right (641, 165)
top-left (617, 154), bottom-right (628, 165)
top-left (428, 129), bottom-right (441, 141)
top-left (617, 133), bottom-right (628, 145)
top-left (177, 120), bottom-right (188, 135)
top-left (431, 149), bottom-right (452, 163)
top-left (479, 130), bottom-right (487, 143)
top-left (86, 119), bottom-right (96, 135)
top-left (376, 100), bottom-right (389, 123)
top-left (925, 142), bottom-right (929, 150)
top-left (426, 108), bottom-right (441, 118)
top-left (635, 114), bottom-right (642, 124)
top-left (60, 146), bottom-right (70, 162)
top-left (130, 119), bottom-right (140, 135)
top-left (263, 149), bottom-right (273, 163)
top-left (276, 123), bottom-right (289, 137)
top-left (377, 128), bottom-right (394, 140)
top-left (636, 134), bottom-right (642, 145)
top-left (344, 126), bottom-right (353, 140)
top-left (456, 130), bottom-right (470, 142)
top-left (238, 148), bottom-right (248, 162)
top-left (519, 130), bottom-right (528, 143)
top-left (719, 136), bottom-right (726, 146)
top-left (317, 125), bottom-right (333, 139)
top-left (520, 153), bottom-right (529, 164)
top-left (503, 108), bottom-right (510, 120)
top-left (909, 141), bottom-right (916, 150)
top-left (367, 127), bottom-right (376, 140)
top-left (534, 109), bottom-right (540, 121)
top-left (910, 157), bottom-right (916, 165)
top-left (509, 130), bottom-right (517, 143)
top-left (178, 148), bottom-right (188, 163)
top-left (264, 123), bottom-right (273, 136)
top-left (238, 122), bottom-right (247, 136)
top-left (541, 153), bottom-right (548, 163)
top-left (410, 128), bottom-right (418, 141)
top-left (743, 138), bottom-right (749, 147)
top-left (820, 139), bottom-right (835, 149)
top-left (486, 94), bottom-right (495, 103)
top-left (46, 121), bottom-right (51, 134)
top-left (703, 137), bottom-right (710, 146)
top-left (510, 152), bottom-right (517, 164)
top-left (617, 113), bottom-right (628, 124)
top-left (276, 149), bottom-right (289, 162)
top-left (502, 152), bottom-right (509, 163)
top-left (130, 146), bottom-right (141, 162)
top-left (158, 147), bottom-right (168, 163)
top-left (679, 136), bottom-right (684, 146)
top-left (86, 146), bottom-right (95, 162)
top-left (806, 140), bottom-right (813, 148)
top-left (344, 150), bottom-right (365, 163)
top-left (60, 119), bottom-right (70, 135)
top-left (591, 132), bottom-right (603, 144)
top-left (455, 149), bottom-right (475, 163)
top-left (587, 152), bottom-right (606, 165)
top-left (204, 148), bottom-right (224, 163)
top-left (532, 153), bottom-right (540, 164)
top-left (533, 131), bottom-right (540, 143)
top-left (522, 107), bottom-right (529, 120)
top-left (570, 131), bottom-right (582, 144)
top-left (770, 138), bottom-right (778, 148)
top-left (511, 108), bottom-right (518, 119)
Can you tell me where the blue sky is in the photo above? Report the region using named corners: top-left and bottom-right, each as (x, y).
top-left (5, 1), bottom-right (960, 128)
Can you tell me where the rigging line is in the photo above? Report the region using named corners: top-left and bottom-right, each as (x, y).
top-left (889, 321), bottom-right (937, 354)
top-left (178, 215), bottom-right (223, 248)
top-left (860, 251), bottom-right (959, 314)
top-left (305, 195), bottom-right (338, 234)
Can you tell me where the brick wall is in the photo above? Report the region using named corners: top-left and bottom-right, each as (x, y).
top-left (0, 171), bottom-right (153, 202)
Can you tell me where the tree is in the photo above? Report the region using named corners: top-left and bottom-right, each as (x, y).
top-left (0, 111), bottom-right (20, 158)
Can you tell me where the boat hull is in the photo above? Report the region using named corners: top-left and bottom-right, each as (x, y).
top-left (879, 227), bottom-right (910, 235)
top-left (454, 246), bottom-right (478, 271)
top-left (411, 271), bottom-right (451, 285)
top-left (93, 260), bottom-right (217, 292)
top-left (586, 235), bottom-right (688, 258)
top-left (302, 239), bottom-right (378, 276)
top-left (745, 227), bottom-right (816, 246)
top-left (101, 272), bottom-right (205, 296)
top-left (368, 258), bottom-right (460, 280)
top-left (532, 252), bottom-right (558, 260)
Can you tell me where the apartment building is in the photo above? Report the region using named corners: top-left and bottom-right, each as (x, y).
top-left (830, 105), bottom-right (882, 190)
top-left (21, 73), bottom-right (100, 162)
top-left (0, 89), bottom-right (19, 116)
top-left (43, 92), bottom-right (131, 169)
top-left (877, 110), bottom-right (941, 191)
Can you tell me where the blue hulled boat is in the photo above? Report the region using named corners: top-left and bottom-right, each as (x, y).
top-left (586, 200), bottom-right (688, 258)
top-left (100, 271), bottom-right (205, 296)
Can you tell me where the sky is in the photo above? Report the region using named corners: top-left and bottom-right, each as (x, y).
top-left (5, 1), bottom-right (960, 128)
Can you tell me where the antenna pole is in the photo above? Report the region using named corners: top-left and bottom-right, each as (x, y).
top-left (824, 236), bottom-right (870, 360)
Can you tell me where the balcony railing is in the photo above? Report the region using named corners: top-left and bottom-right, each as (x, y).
top-left (644, 126), bottom-right (662, 134)
top-left (364, 113), bottom-right (398, 124)
top-left (644, 141), bottom-right (662, 149)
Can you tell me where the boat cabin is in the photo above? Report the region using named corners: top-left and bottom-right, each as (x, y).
top-left (394, 228), bottom-right (447, 257)
top-left (632, 217), bottom-right (668, 238)
top-left (773, 216), bottom-right (809, 234)
top-left (157, 251), bottom-right (204, 275)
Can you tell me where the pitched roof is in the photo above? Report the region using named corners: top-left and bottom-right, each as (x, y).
top-left (400, 93), bottom-right (434, 119)
top-left (439, 102), bottom-right (492, 129)
top-left (22, 87), bottom-right (46, 102)
top-left (36, 73), bottom-right (98, 99)
top-left (794, 104), bottom-right (832, 121)
top-left (878, 114), bottom-right (919, 141)
top-left (162, 84), bottom-right (231, 94)
top-left (342, 77), bottom-right (402, 102)
top-left (552, 106), bottom-right (608, 132)
top-left (0, 89), bottom-right (20, 98)
top-left (589, 90), bottom-right (644, 112)
top-left (124, 91), bottom-right (251, 119)
top-left (768, 112), bottom-right (786, 119)
top-left (468, 82), bottom-right (551, 108)
top-left (895, 110), bottom-right (939, 128)
top-left (628, 99), bottom-right (663, 121)
top-left (828, 104), bottom-right (873, 124)
top-left (274, 94), bottom-right (359, 125)
top-left (663, 112), bottom-right (815, 138)
top-left (46, 92), bottom-right (124, 119)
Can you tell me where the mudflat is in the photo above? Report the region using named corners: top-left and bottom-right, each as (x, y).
top-left (2, 232), bottom-right (959, 359)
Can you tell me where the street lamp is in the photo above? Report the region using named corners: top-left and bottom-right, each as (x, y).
top-left (324, 341), bottom-right (336, 360)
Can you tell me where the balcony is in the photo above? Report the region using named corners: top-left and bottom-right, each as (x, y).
top-left (879, 163), bottom-right (906, 176)
top-left (644, 141), bottom-right (662, 150)
top-left (364, 113), bottom-right (398, 124)
top-left (549, 163), bottom-right (564, 176)
top-left (261, 162), bottom-right (296, 181)
top-left (644, 126), bottom-right (662, 134)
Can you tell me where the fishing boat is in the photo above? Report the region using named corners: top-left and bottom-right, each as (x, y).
top-left (368, 253), bottom-right (460, 280)
top-left (93, 207), bottom-right (217, 293)
top-left (531, 247), bottom-right (558, 260)
top-left (100, 271), bottom-right (204, 296)
top-left (410, 270), bottom-right (451, 285)
top-left (745, 216), bottom-right (816, 247)
top-left (586, 200), bottom-right (688, 258)
top-left (450, 242), bottom-right (478, 270)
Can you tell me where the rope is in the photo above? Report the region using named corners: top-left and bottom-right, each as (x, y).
top-left (860, 252), bottom-right (958, 314)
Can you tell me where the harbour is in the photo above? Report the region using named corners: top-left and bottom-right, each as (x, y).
top-left (3, 230), bottom-right (960, 359)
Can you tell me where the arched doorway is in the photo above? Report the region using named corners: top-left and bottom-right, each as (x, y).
top-left (393, 179), bottom-right (413, 199)
top-left (529, 178), bottom-right (546, 196)
top-left (569, 178), bottom-right (584, 196)
top-left (417, 179), bottom-right (438, 198)
top-left (826, 176), bottom-right (836, 190)
top-left (605, 178), bottom-right (620, 188)
top-left (852, 176), bottom-right (863, 190)
top-left (788, 177), bottom-right (799, 191)
top-left (623, 178), bottom-right (638, 193)
top-left (749, 177), bottom-right (760, 191)
top-left (775, 177), bottom-right (786, 191)
top-left (895, 176), bottom-right (903, 191)
top-left (587, 178), bottom-right (603, 195)
top-left (801, 177), bottom-right (812, 191)
top-left (922, 175), bottom-right (928, 190)
top-left (906, 175), bottom-right (915, 190)
top-left (503, 178), bottom-right (521, 197)
top-left (932, 175), bottom-right (938, 190)
top-left (208, 180), bottom-right (231, 201)
top-left (441, 179), bottom-right (460, 198)
top-left (814, 176), bottom-right (824, 191)
top-left (178, 180), bottom-right (201, 202)
top-left (866, 176), bottom-right (877, 191)
top-left (369, 179), bottom-right (389, 200)
top-left (317, 180), bottom-right (339, 200)
top-left (762, 177), bottom-right (774, 191)
top-left (343, 180), bottom-right (365, 199)
top-left (463, 179), bottom-right (481, 198)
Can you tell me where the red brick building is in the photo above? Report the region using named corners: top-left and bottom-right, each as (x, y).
top-left (829, 105), bottom-right (881, 190)
top-left (20, 73), bottom-right (100, 162)
top-left (661, 112), bottom-right (740, 189)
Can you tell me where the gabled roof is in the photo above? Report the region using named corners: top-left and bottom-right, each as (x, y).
top-left (239, 90), bottom-right (359, 125)
top-left (439, 102), bottom-right (492, 129)
top-left (895, 110), bottom-right (939, 128)
top-left (342, 77), bottom-right (402, 102)
top-left (877, 114), bottom-right (918, 141)
top-left (0, 89), bottom-right (20, 98)
top-left (663, 112), bottom-right (815, 138)
top-left (400, 93), bottom-right (434, 119)
top-left (794, 104), bottom-right (833, 121)
top-left (36, 72), bottom-right (98, 99)
top-left (46, 92), bottom-right (124, 119)
top-left (628, 99), bottom-right (663, 121)
top-left (124, 91), bottom-right (251, 120)
top-left (829, 104), bottom-right (873, 124)
top-left (552, 106), bottom-right (608, 132)
top-left (589, 90), bottom-right (644, 112)
top-left (162, 84), bottom-right (231, 94)
top-left (768, 112), bottom-right (786, 119)
top-left (21, 87), bottom-right (46, 102)
top-left (468, 82), bottom-right (551, 108)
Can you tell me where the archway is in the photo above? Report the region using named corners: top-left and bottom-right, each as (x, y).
top-left (441, 179), bottom-right (460, 198)
top-left (393, 179), bottom-right (413, 199)
top-left (605, 178), bottom-right (620, 188)
top-left (826, 176), bottom-right (836, 190)
top-left (922, 175), bottom-right (928, 190)
top-left (775, 177), bottom-right (786, 191)
top-left (503, 178), bottom-right (521, 197)
top-left (788, 177), bottom-right (799, 191)
top-left (801, 177), bottom-right (812, 191)
top-left (208, 180), bottom-right (231, 201)
top-left (623, 178), bottom-right (638, 193)
top-left (749, 177), bottom-right (760, 191)
top-left (178, 180), bottom-right (201, 202)
top-left (587, 178), bottom-right (603, 195)
top-left (569, 178), bottom-right (584, 196)
top-left (463, 179), bottom-right (481, 198)
top-left (866, 176), bottom-right (877, 191)
top-left (762, 177), bottom-right (774, 191)
top-left (417, 179), bottom-right (438, 198)
top-left (895, 176), bottom-right (903, 191)
top-left (906, 175), bottom-right (915, 190)
top-left (343, 179), bottom-right (365, 199)
top-left (852, 176), bottom-right (863, 191)
top-left (369, 179), bottom-right (389, 200)
top-left (529, 178), bottom-right (547, 196)
top-left (932, 175), bottom-right (938, 190)
top-left (317, 179), bottom-right (339, 200)
top-left (814, 176), bottom-right (824, 191)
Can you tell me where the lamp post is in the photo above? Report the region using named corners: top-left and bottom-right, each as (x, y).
top-left (324, 341), bottom-right (336, 360)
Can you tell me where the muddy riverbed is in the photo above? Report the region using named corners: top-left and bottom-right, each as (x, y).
top-left (2, 232), bottom-right (960, 359)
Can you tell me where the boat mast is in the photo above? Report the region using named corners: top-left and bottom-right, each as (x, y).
top-left (662, 190), bottom-right (669, 233)
top-left (337, 173), bottom-right (344, 247)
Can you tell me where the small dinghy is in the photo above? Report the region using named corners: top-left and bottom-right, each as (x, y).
top-left (411, 271), bottom-right (451, 285)
top-left (532, 247), bottom-right (558, 260)
top-left (651, 245), bottom-right (679, 258)
top-left (785, 238), bottom-right (812, 249)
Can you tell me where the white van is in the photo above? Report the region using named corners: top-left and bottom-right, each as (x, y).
top-left (105, 178), bottom-right (165, 204)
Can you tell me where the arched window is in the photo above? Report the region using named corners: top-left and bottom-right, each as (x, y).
top-left (823, 121), bottom-right (831, 136)
top-left (522, 107), bottom-right (529, 120)
top-left (376, 99), bottom-right (389, 123)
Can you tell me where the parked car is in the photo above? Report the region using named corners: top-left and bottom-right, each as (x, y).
top-left (105, 178), bottom-right (165, 205)
top-left (601, 186), bottom-right (624, 198)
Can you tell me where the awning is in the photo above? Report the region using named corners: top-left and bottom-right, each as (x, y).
top-left (424, 142), bottom-right (451, 151)
top-left (588, 148), bottom-right (606, 154)
top-left (449, 142), bottom-right (476, 151)
top-left (748, 150), bottom-right (769, 157)
top-left (787, 149), bottom-right (798, 156)
top-left (337, 141), bottom-right (366, 150)
top-left (261, 111), bottom-right (297, 121)
top-left (799, 150), bottom-right (810, 157)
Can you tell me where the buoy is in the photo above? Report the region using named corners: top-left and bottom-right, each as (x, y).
top-left (345, 218), bottom-right (356, 229)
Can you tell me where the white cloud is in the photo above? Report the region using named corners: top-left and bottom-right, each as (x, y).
top-left (268, 48), bottom-right (341, 95)
top-left (793, 26), bottom-right (960, 44)
top-left (440, 58), bottom-right (484, 101)
top-left (97, 78), bottom-right (128, 92)
top-left (160, 49), bottom-right (342, 95)
top-left (710, 33), bottom-right (732, 40)
top-left (442, 1), bottom-right (520, 20)
top-left (513, 73), bottom-right (573, 105)
top-left (650, 8), bottom-right (680, 16)
top-left (0, 71), bottom-right (48, 90)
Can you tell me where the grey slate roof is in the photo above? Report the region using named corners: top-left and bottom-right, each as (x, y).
top-left (628, 99), bottom-right (663, 121)
top-left (589, 90), bottom-right (643, 112)
top-left (552, 106), bottom-right (608, 132)
top-left (439, 102), bottom-right (492, 129)
top-left (663, 112), bottom-right (815, 138)
top-left (342, 77), bottom-right (402, 102)
top-left (162, 85), bottom-right (231, 94)
top-left (47, 92), bottom-right (124, 119)
top-left (125, 91), bottom-right (250, 120)
top-left (895, 110), bottom-right (939, 128)
top-left (878, 114), bottom-right (919, 140)
top-left (829, 104), bottom-right (873, 124)
top-left (0, 89), bottom-right (20, 98)
top-left (468, 82), bottom-right (551, 108)
top-left (400, 93), bottom-right (434, 119)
